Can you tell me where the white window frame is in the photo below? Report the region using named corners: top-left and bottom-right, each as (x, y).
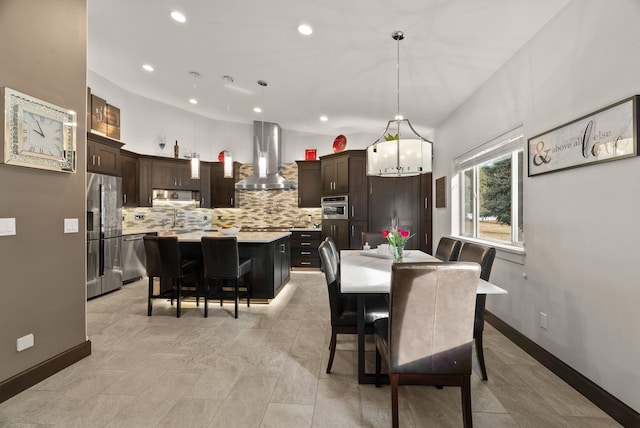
top-left (453, 127), bottom-right (525, 252)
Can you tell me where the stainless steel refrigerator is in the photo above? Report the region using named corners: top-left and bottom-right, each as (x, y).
top-left (86, 173), bottom-right (123, 299)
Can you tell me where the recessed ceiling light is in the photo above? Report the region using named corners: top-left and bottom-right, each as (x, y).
top-left (142, 64), bottom-right (154, 72)
top-left (170, 11), bottom-right (186, 23)
top-left (298, 24), bottom-right (313, 36)
top-left (254, 107), bottom-right (262, 113)
top-left (189, 98), bottom-right (198, 105)
top-left (320, 115), bottom-right (328, 122)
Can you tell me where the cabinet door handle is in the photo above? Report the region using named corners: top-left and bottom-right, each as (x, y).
top-left (148, 196), bottom-right (152, 204)
top-left (123, 194), bottom-right (127, 204)
top-left (351, 206), bottom-right (354, 217)
top-left (301, 251), bottom-right (311, 255)
top-left (299, 197), bottom-right (301, 205)
top-left (201, 197), bottom-right (204, 205)
top-left (97, 156), bottom-right (101, 166)
top-left (425, 197), bottom-right (429, 209)
top-left (92, 155), bottom-right (96, 165)
top-left (280, 243), bottom-right (286, 253)
top-left (179, 178), bottom-right (182, 186)
top-left (174, 178), bottom-right (177, 186)
top-left (301, 261), bottom-right (312, 265)
top-left (230, 197), bottom-right (233, 205)
top-left (301, 242), bottom-right (311, 246)
top-left (351, 225), bottom-right (355, 236)
top-left (300, 234), bottom-right (311, 237)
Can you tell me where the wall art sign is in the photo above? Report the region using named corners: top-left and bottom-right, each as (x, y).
top-left (435, 176), bottom-right (446, 208)
top-left (528, 95), bottom-right (638, 176)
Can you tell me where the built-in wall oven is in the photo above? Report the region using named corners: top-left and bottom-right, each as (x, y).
top-left (321, 195), bottom-right (349, 220)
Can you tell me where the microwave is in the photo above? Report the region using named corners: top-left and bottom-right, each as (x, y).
top-left (321, 195), bottom-right (349, 220)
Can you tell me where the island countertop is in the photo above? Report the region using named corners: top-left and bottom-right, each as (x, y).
top-left (157, 230), bottom-right (292, 243)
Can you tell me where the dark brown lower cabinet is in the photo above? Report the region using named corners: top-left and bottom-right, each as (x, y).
top-left (179, 236), bottom-right (291, 301)
top-left (368, 176), bottom-right (421, 250)
top-left (291, 230), bottom-right (322, 268)
top-left (349, 221), bottom-right (368, 249)
top-left (322, 220), bottom-right (349, 250)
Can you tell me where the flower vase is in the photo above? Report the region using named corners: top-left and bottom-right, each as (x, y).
top-left (392, 245), bottom-right (404, 262)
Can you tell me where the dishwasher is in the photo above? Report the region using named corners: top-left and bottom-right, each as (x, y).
top-left (122, 234), bottom-right (147, 283)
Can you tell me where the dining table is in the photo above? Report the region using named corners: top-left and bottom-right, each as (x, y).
top-left (339, 249), bottom-right (508, 384)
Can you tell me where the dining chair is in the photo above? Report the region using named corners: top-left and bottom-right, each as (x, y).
top-left (374, 262), bottom-right (481, 428)
top-left (360, 231), bottom-right (388, 249)
top-left (325, 236), bottom-right (339, 269)
top-left (457, 241), bottom-right (497, 380)
top-left (143, 235), bottom-right (202, 318)
top-left (201, 236), bottom-right (252, 319)
top-left (434, 236), bottom-right (462, 261)
top-left (318, 240), bottom-right (388, 374)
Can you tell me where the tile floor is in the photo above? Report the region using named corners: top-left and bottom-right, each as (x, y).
top-left (0, 271), bottom-right (621, 427)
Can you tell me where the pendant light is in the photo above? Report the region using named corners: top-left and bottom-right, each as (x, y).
top-left (189, 71), bottom-right (200, 179)
top-left (257, 80), bottom-right (268, 179)
top-left (223, 75), bottom-right (234, 178)
top-left (366, 31), bottom-right (433, 177)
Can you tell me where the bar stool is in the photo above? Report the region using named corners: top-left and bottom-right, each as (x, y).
top-left (201, 236), bottom-right (252, 318)
top-left (143, 235), bottom-right (202, 318)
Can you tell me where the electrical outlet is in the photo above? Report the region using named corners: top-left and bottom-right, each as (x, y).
top-left (539, 312), bottom-right (548, 330)
top-left (203, 215), bottom-right (208, 221)
top-left (135, 215), bottom-right (145, 220)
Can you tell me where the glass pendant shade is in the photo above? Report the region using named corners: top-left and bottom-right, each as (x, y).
top-left (258, 152), bottom-right (267, 178)
top-left (190, 155), bottom-right (200, 179)
top-left (223, 150), bottom-right (233, 178)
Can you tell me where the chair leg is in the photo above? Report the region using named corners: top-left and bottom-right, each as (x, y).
top-left (461, 375), bottom-right (473, 428)
top-left (176, 279), bottom-right (181, 318)
top-left (234, 279), bottom-right (239, 319)
top-left (220, 279), bottom-right (224, 307)
top-left (147, 276), bottom-right (153, 316)
top-left (475, 334), bottom-right (488, 380)
top-left (246, 277), bottom-right (250, 307)
top-left (375, 347), bottom-right (382, 388)
top-left (391, 374), bottom-right (399, 428)
top-left (204, 278), bottom-right (209, 318)
top-left (326, 330), bottom-right (337, 374)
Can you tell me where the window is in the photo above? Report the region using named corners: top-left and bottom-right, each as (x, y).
top-left (455, 129), bottom-right (524, 247)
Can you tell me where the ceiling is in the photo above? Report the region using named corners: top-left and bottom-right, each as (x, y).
top-left (87, 0), bottom-right (569, 139)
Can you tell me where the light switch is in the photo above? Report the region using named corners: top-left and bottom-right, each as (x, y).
top-left (0, 218), bottom-right (16, 236)
top-left (17, 333), bottom-right (34, 352)
top-left (64, 218), bottom-right (79, 233)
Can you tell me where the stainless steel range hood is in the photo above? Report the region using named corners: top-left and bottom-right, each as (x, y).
top-left (235, 121), bottom-right (292, 190)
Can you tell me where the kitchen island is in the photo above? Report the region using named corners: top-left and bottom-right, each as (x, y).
top-left (157, 230), bottom-right (291, 300)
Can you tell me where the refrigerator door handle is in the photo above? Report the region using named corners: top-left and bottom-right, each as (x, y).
top-left (99, 238), bottom-right (105, 276)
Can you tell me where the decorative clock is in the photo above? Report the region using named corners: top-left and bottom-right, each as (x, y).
top-left (2, 87), bottom-right (76, 173)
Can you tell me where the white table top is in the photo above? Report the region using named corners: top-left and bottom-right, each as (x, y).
top-left (340, 249), bottom-right (508, 295)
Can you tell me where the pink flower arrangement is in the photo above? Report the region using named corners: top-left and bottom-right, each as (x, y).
top-left (382, 228), bottom-right (414, 248)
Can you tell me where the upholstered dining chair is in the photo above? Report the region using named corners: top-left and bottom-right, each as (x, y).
top-left (374, 262), bottom-right (481, 428)
top-left (434, 236), bottom-right (462, 261)
top-left (457, 242), bottom-right (496, 381)
top-left (318, 240), bottom-right (388, 374)
top-left (324, 236), bottom-right (340, 274)
top-left (361, 231), bottom-right (388, 249)
top-left (143, 235), bottom-right (202, 318)
top-left (201, 236), bottom-right (252, 319)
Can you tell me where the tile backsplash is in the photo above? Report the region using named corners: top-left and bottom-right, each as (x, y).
top-left (123, 162), bottom-right (322, 230)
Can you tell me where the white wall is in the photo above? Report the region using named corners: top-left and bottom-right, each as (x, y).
top-left (87, 71), bottom-right (376, 163)
top-left (434, 0), bottom-right (640, 411)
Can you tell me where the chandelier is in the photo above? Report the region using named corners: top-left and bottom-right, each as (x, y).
top-left (366, 31), bottom-right (433, 177)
